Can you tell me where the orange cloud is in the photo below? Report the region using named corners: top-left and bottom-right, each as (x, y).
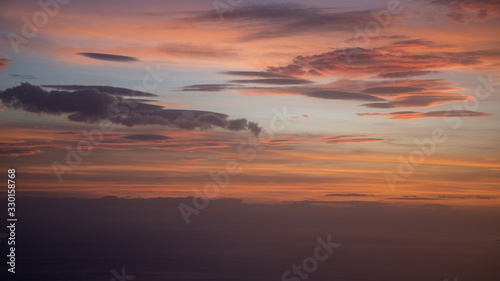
top-left (0, 58), bottom-right (10, 70)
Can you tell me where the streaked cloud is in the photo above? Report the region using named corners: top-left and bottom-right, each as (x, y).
top-left (42, 85), bottom-right (158, 97)
top-left (320, 135), bottom-right (388, 145)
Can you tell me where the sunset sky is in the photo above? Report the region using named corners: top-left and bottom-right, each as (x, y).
top-left (1, 0), bottom-right (499, 208)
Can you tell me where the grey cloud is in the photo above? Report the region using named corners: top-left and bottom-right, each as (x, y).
top-left (122, 134), bottom-right (171, 141)
top-left (77, 52), bottom-right (139, 62)
top-left (228, 78), bottom-right (313, 85)
top-left (362, 87), bottom-right (424, 95)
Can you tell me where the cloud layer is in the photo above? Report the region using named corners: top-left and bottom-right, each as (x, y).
top-left (0, 83), bottom-right (262, 135)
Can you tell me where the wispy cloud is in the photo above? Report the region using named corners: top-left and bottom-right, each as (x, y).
top-left (77, 52), bottom-right (139, 62)
top-left (0, 83), bottom-right (263, 135)
top-left (319, 135), bottom-right (388, 145)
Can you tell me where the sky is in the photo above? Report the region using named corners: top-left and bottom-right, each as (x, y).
top-left (1, 0), bottom-right (500, 280)
top-left (1, 0), bottom-right (500, 206)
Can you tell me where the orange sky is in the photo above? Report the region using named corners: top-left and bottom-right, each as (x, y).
top-left (0, 0), bottom-right (499, 208)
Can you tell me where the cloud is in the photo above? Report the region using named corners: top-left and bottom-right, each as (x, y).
top-left (305, 91), bottom-right (385, 101)
top-left (228, 78), bottom-right (313, 85)
top-left (159, 43), bottom-right (236, 58)
top-left (0, 149), bottom-right (43, 157)
top-left (181, 158), bottom-right (207, 162)
top-left (260, 136), bottom-right (309, 146)
top-left (362, 93), bottom-right (472, 108)
top-left (323, 78), bottom-right (471, 108)
top-left (385, 39), bottom-right (453, 49)
top-left (376, 71), bottom-right (438, 79)
top-left (326, 193), bottom-right (371, 197)
top-left (9, 74), bottom-right (37, 79)
top-left (0, 58), bottom-right (10, 70)
top-left (183, 4), bottom-right (393, 40)
top-left (0, 83), bottom-right (263, 135)
top-left (418, 204), bottom-right (450, 210)
top-left (320, 135), bottom-right (388, 145)
top-left (122, 134), bottom-right (171, 141)
top-left (221, 71), bottom-right (291, 78)
top-left (345, 35), bottom-right (409, 43)
top-left (42, 85), bottom-right (158, 97)
top-left (153, 141), bottom-right (233, 151)
top-left (388, 196), bottom-right (440, 200)
top-left (357, 110), bottom-right (493, 120)
top-left (430, 0), bottom-right (500, 23)
top-left (181, 75), bottom-right (468, 109)
top-left (179, 84), bottom-right (236, 92)
top-left (266, 47), bottom-right (500, 77)
top-left (362, 87), bottom-right (425, 95)
top-left (77, 52), bottom-right (139, 62)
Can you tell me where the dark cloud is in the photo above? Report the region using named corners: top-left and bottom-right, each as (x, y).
top-left (326, 193), bottom-right (371, 197)
top-left (438, 195), bottom-right (498, 200)
top-left (228, 78), bottom-right (313, 85)
top-left (0, 83), bottom-right (263, 135)
top-left (9, 74), bottom-right (37, 79)
top-left (376, 71), bottom-right (438, 79)
top-left (305, 91), bottom-right (385, 101)
top-left (77, 52), bottom-right (139, 62)
top-left (42, 85), bottom-right (158, 97)
top-left (357, 110), bottom-right (493, 119)
top-left (183, 4), bottom-right (392, 40)
top-left (122, 134), bottom-right (171, 141)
